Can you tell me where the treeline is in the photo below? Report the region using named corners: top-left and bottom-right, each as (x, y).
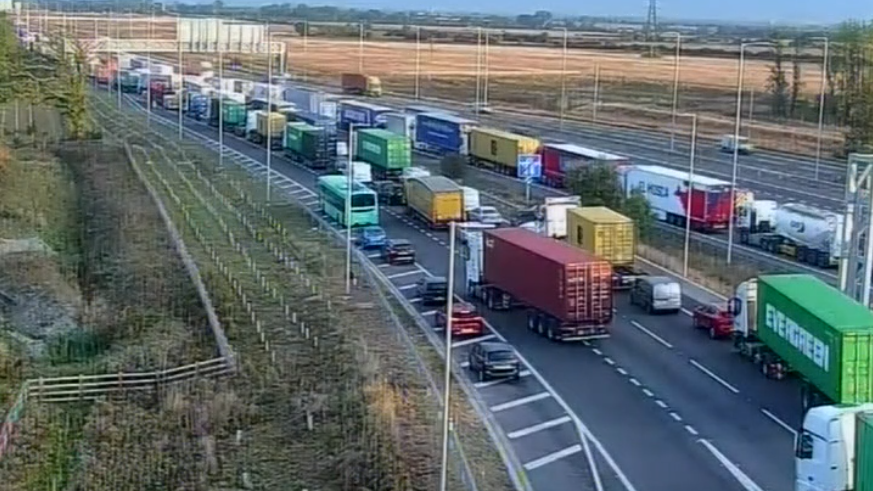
top-left (0, 14), bottom-right (93, 139)
top-left (767, 21), bottom-right (873, 154)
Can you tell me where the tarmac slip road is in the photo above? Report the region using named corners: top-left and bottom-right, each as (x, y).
top-left (133, 101), bottom-right (790, 491)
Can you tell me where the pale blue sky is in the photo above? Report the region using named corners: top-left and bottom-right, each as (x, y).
top-left (242, 0), bottom-right (870, 25)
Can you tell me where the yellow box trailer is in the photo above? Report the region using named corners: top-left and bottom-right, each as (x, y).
top-left (405, 176), bottom-right (464, 228)
top-left (567, 207), bottom-right (641, 289)
top-left (468, 127), bottom-right (540, 174)
top-left (256, 111), bottom-right (286, 139)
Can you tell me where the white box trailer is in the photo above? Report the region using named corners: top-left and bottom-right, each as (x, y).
top-left (622, 164), bottom-right (734, 232)
top-left (385, 112), bottom-right (416, 142)
top-left (541, 196), bottom-right (580, 239)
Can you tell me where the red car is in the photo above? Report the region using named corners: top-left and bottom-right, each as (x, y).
top-left (435, 302), bottom-right (484, 337)
top-left (692, 303), bottom-right (734, 339)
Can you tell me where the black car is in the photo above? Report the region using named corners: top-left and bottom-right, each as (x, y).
top-left (373, 180), bottom-right (406, 206)
top-left (381, 239), bottom-right (416, 265)
top-left (416, 276), bottom-right (448, 306)
top-left (468, 342), bottom-right (521, 382)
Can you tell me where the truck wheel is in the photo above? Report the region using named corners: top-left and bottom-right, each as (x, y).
top-left (546, 327), bottom-right (557, 341)
top-left (527, 314), bottom-right (536, 331)
top-left (487, 293), bottom-right (495, 311)
top-left (537, 318), bottom-right (545, 336)
top-left (709, 327), bottom-right (717, 339)
top-left (478, 369), bottom-right (486, 382)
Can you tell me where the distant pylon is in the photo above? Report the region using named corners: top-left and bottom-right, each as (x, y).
top-left (644, 0), bottom-right (659, 57)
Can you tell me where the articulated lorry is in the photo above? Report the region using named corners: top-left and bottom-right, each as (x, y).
top-left (731, 274), bottom-right (873, 413)
top-left (796, 404), bottom-right (873, 491)
top-left (207, 99), bottom-right (247, 132)
top-left (355, 128), bottom-right (411, 180)
top-left (341, 73), bottom-right (382, 97)
top-left (247, 111), bottom-right (286, 150)
top-left (738, 202), bottom-right (845, 268)
top-left (284, 122), bottom-right (336, 170)
top-left (566, 206), bottom-right (646, 290)
top-left (464, 227), bottom-right (613, 341)
top-left (404, 176), bottom-right (465, 229)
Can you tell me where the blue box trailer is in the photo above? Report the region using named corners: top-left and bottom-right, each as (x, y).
top-left (187, 94), bottom-right (209, 120)
top-left (294, 110), bottom-right (337, 132)
top-left (338, 101), bottom-right (394, 130)
top-left (415, 113), bottom-right (478, 155)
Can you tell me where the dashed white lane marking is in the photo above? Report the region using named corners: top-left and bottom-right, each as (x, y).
top-left (603, 357), bottom-right (615, 366)
top-left (655, 400), bottom-right (668, 409)
top-left (591, 348), bottom-right (603, 356)
top-left (616, 367), bottom-right (628, 376)
top-left (681, 308), bottom-right (693, 316)
top-left (523, 444), bottom-right (583, 471)
top-left (507, 416), bottom-right (573, 440)
top-left (642, 389), bottom-right (654, 397)
top-left (689, 359), bottom-right (741, 394)
top-left (490, 392), bottom-right (553, 413)
top-left (669, 412), bottom-right (682, 422)
top-left (629, 378), bottom-right (641, 386)
top-left (397, 283), bottom-right (418, 291)
top-left (685, 425), bottom-right (699, 436)
top-left (630, 320), bottom-right (674, 349)
top-left (761, 408), bottom-right (797, 436)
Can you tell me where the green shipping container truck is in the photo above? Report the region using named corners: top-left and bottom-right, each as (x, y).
top-left (857, 412), bottom-right (873, 491)
top-left (355, 128), bottom-right (411, 180)
top-left (208, 100), bottom-right (246, 128)
top-left (757, 274), bottom-right (873, 406)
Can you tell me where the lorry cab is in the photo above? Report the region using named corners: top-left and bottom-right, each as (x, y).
top-left (630, 276), bottom-right (681, 314)
top-left (720, 135), bottom-right (755, 154)
top-left (796, 404), bottom-right (873, 491)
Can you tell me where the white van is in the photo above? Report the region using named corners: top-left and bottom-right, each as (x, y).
top-left (630, 276), bottom-right (682, 314)
top-left (720, 135), bottom-right (755, 155)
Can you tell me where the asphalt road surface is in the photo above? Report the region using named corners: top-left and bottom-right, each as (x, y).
top-left (127, 95), bottom-right (804, 491)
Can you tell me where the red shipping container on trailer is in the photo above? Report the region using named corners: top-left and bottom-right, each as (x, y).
top-left (539, 143), bottom-right (630, 188)
top-left (483, 228), bottom-right (613, 339)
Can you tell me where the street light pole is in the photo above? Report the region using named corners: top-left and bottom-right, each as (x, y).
top-left (345, 123), bottom-right (355, 295)
top-left (483, 28), bottom-right (489, 107)
top-left (474, 27), bottom-right (482, 115)
top-left (669, 33), bottom-right (681, 152)
top-left (683, 114), bottom-right (698, 277)
top-left (438, 221), bottom-right (458, 491)
top-left (813, 37), bottom-right (829, 180)
top-left (727, 41), bottom-right (773, 264)
top-left (177, 15), bottom-right (183, 140)
top-left (358, 23), bottom-right (364, 73)
top-left (415, 26), bottom-right (421, 99)
top-left (218, 20), bottom-right (223, 169)
top-left (559, 28), bottom-right (568, 129)
top-left (592, 63), bottom-right (600, 122)
top-left (266, 26), bottom-right (273, 204)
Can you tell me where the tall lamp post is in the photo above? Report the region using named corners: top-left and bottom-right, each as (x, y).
top-left (558, 27), bottom-right (568, 129)
top-left (345, 123), bottom-right (356, 294)
top-left (726, 41), bottom-right (776, 265)
top-left (438, 221), bottom-right (489, 491)
top-left (680, 113), bottom-right (699, 277)
top-left (414, 25), bottom-right (421, 99)
top-left (358, 23), bottom-right (364, 73)
top-left (809, 36), bottom-right (830, 180)
top-left (663, 31), bottom-right (682, 152)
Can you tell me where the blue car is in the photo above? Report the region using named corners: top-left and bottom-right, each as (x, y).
top-left (355, 226), bottom-right (387, 249)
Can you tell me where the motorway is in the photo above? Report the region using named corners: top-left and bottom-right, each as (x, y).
top-left (127, 94), bottom-right (805, 491)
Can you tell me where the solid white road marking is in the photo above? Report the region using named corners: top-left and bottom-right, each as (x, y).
top-left (474, 371), bottom-right (531, 389)
top-left (386, 270), bottom-right (425, 280)
top-left (452, 334), bottom-right (497, 348)
top-left (698, 439), bottom-right (766, 491)
top-left (490, 392), bottom-right (553, 413)
top-left (523, 444), bottom-right (583, 471)
top-left (630, 320), bottom-right (674, 349)
top-left (761, 408), bottom-right (798, 436)
top-left (507, 416), bottom-right (573, 440)
top-left (689, 359), bottom-right (741, 394)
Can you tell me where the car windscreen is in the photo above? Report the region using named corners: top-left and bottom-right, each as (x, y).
top-left (393, 243), bottom-right (413, 251)
top-left (487, 351), bottom-right (516, 362)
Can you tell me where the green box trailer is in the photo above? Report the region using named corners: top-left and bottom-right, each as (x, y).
top-left (285, 122), bottom-right (334, 169)
top-left (355, 128), bottom-right (411, 179)
top-left (857, 412), bottom-right (873, 491)
top-left (208, 99), bottom-right (247, 128)
top-left (757, 274), bottom-right (873, 405)
top-left (284, 122), bottom-right (312, 156)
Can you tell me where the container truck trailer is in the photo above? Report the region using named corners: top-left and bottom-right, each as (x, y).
top-left (404, 176), bottom-right (465, 228)
top-left (415, 113), bottom-right (477, 155)
top-left (730, 274), bottom-right (873, 413)
top-left (208, 99), bottom-right (247, 131)
top-left (738, 202), bottom-right (844, 268)
top-left (621, 164), bottom-right (735, 232)
top-left (468, 127), bottom-right (541, 175)
top-left (338, 101), bottom-right (393, 130)
top-left (247, 111), bottom-right (286, 149)
top-left (384, 112), bottom-right (416, 143)
top-left (464, 227), bottom-right (613, 341)
top-left (284, 122), bottom-right (335, 169)
top-left (540, 143), bottom-right (630, 188)
top-left (341, 73), bottom-right (382, 97)
top-left (796, 404), bottom-right (873, 491)
top-left (355, 128), bottom-right (411, 180)
top-left (566, 207), bottom-right (645, 289)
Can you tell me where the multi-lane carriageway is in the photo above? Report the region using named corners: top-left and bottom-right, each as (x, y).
top-left (127, 94), bottom-right (803, 491)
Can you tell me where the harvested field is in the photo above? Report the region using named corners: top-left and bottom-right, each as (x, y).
top-left (0, 91), bottom-right (512, 491)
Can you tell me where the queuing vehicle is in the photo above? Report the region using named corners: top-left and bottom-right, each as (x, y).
top-left (565, 207), bottom-right (644, 289)
top-left (730, 274), bottom-right (873, 414)
top-left (404, 176), bottom-right (465, 229)
top-left (464, 227), bottom-right (613, 341)
top-left (354, 128), bottom-right (412, 180)
top-left (434, 302), bottom-right (485, 337)
top-left (468, 127), bottom-right (540, 175)
top-left (692, 303), bottom-right (734, 339)
top-left (316, 175), bottom-right (379, 228)
top-left (381, 239), bottom-right (416, 265)
top-left (467, 342), bottom-right (522, 382)
top-left (467, 206), bottom-right (510, 227)
top-left (720, 134), bottom-right (755, 154)
top-left (416, 276), bottom-right (449, 306)
top-left (539, 143), bottom-right (629, 188)
top-left (629, 276), bottom-right (682, 314)
top-left (372, 180), bottom-right (406, 206)
top-left (354, 226), bottom-right (387, 249)
top-left (415, 112), bottom-right (477, 155)
top-left (341, 73), bottom-right (382, 97)
top-left (796, 403), bottom-right (873, 491)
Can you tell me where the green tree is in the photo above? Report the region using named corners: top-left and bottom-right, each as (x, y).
top-left (767, 38), bottom-right (790, 118)
top-left (439, 153), bottom-right (467, 181)
top-left (565, 164), bottom-right (654, 238)
top-left (790, 38), bottom-right (804, 118)
top-left (829, 21), bottom-right (873, 154)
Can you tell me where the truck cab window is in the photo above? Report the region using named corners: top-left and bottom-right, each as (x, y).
top-left (795, 431), bottom-right (814, 459)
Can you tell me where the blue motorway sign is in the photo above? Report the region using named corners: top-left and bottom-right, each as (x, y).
top-left (517, 154), bottom-right (542, 180)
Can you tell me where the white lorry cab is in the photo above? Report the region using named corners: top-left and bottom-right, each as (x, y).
top-left (720, 135), bottom-right (755, 154)
top-left (795, 403), bottom-right (873, 491)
